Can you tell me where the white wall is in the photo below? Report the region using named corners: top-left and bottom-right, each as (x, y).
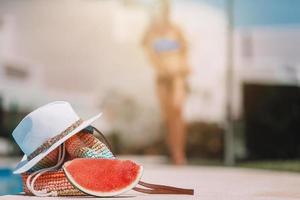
top-left (0, 0), bottom-right (230, 146)
top-left (0, 0), bottom-right (229, 120)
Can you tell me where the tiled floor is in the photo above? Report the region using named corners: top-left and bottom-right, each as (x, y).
top-left (1, 156), bottom-right (300, 200)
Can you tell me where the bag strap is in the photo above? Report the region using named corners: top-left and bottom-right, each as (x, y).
top-left (134, 181), bottom-right (194, 195)
top-left (93, 127), bottom-right (194, 195)
top-left (92, 127), bottom-right (114, 154)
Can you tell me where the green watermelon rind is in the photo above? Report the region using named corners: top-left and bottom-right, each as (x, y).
top-left (63, 159), bottom-right (143, 197)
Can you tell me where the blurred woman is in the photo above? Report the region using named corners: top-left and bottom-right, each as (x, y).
top-left (142, 0), bottom-right (190, 165)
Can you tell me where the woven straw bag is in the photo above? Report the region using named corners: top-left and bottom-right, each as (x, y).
top-left (22, 169), bottom-right (83, 196)
top-left (21, 127), bottom-right (193, 196)
top-left (22, 128), bottom-right (114, 196)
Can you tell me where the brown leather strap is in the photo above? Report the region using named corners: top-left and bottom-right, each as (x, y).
top-left (134, 181), bottom-right (194, 195)
top-left (93, 127), bottom-right (194, 195)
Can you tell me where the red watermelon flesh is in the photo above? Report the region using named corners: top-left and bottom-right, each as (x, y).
top-left (63, 158), bottom-right (143, 197)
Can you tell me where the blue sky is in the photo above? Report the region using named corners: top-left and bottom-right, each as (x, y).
top-left (189, 0), bottom-right (300, 27)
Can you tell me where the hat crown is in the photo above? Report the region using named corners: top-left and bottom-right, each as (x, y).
top-left (12, 101), bottom-right (80, 156)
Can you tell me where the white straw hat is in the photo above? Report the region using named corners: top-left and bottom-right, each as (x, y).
top-left (12, 101), bottom-right (102, 174)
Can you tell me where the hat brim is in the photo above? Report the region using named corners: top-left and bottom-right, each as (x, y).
top-left (13, 113), bottom-right (102, 174)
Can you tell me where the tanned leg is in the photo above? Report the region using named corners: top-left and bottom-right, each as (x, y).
top-left (167, 76), bottom-right (187, 165)
top-left (156, 77), bottom-right (187, 165)
top-left (156, 80), bottom-right (175, 162)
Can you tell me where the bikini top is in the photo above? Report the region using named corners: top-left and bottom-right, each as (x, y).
top-left (153, 38), bottom-right (181, 53)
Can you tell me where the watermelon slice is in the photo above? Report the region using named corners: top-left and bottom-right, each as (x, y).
top-left (63, 158), bottom-right (143, 197)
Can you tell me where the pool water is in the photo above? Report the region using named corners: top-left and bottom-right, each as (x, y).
top-left (0, 168), bottom-right (23, 195)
